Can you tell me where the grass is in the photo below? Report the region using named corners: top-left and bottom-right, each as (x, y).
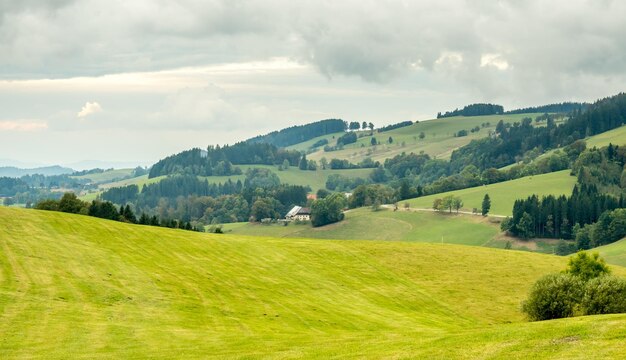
top-left (71, 168), bottom-right (136, 184)
top-left (586, 124), bottom-right (626, 148)
top-left (597, 238), bottom-right (626, 267)
top-left (402, 170), bottom-right (576, 216)
top-left (1, 207), bottom-right (626, 358)
top-left (225, 207), bottom-right (499, 246)
top-left (305, 114), bottom-right (543, 164)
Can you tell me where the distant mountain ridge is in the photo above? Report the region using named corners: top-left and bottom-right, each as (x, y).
top-left (0, 165), bottom-right (74, 178)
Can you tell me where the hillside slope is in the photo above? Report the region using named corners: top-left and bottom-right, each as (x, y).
top-left (305, 113), bottom-right (543, 163)
top-left (402, 170), bottom-right (576, 216)
top-left (1, 207), bottom-right (626, 358)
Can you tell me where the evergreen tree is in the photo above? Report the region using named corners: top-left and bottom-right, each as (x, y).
top-left (481, 194), bottom-right (491, 216)
top-left (298, 153), bottom-right (308, 170)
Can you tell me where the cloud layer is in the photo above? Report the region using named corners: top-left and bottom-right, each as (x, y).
top-left (1, 1), bottom-right (625, 165)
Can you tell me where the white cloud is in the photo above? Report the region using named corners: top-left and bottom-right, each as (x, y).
top-left (480, 54), bottom-right (510, 71)
top-left (77, 102), bottom-right (102, 118)
top-left (0, 120), bottom-right (48, 131)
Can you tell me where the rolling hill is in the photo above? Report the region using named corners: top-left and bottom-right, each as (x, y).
top-left (304, 113), bottom-right (543, 164)
top-left (2, 207), bottom-right (626, 358)
top-left (402, 170), bottom-right (577, 216)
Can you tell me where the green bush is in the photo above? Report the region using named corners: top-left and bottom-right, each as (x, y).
top-left (522, 273), bottom-right (583, 321)
top-left (581, 275), bottom-right (626, 315)
top-left (565, 251), bottom-right (611, 282)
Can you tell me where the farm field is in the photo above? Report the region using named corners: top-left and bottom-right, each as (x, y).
top-left (225, 207), bottom-right (499, 245)
top-left (304, 113), bottom-right (542, 164)
top-left (402, 170), bottom-right (576, 216)
top-left (2, 207), bottom-right (626, 358)
top-left (224, 207), bottom-right (561, 253)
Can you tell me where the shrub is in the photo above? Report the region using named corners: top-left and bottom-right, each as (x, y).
top-left (522, 273), bottom-right (583, 321)
top-left (581, 275), bottom-right (626, 315)
top-left (565, 251), bottom-right (611, 282)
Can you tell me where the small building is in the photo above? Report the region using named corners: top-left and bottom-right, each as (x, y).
top-left (285, 206), bottom-right (311, 221)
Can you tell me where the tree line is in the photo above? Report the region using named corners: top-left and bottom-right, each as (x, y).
top-left (35, 193), bottom-right (202, 232)
top-left (246, 119), bottom-right (347, 147)
top-left (437, 103), bottom-right (504, 118)
top-left (149, 143), bottom-right (302, 178)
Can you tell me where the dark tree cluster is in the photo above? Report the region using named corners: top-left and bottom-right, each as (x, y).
top-left (437, 103), bottom-right (504, 118)
top-left (377, 121), bottom-right (414, 133)
top-left (35, 192), bottom-right (202, 232)
top-left (504, 185), bottom-right (623, 240)
top-left (505, 102), bottom-right (589, 115)
top-left (325, 174), bottom-right (369, 192)
top-left (246, 119), bottom-right (346, 147)
top-left (311, 193), bottom-right (346, 227)
top-left (0, 177), bottom-right (29, 197)
top-left (310, 138), bottom-right (329, 149)
top-left (336, 132), bottom-right (357, 146)
top-left (149, 144), bottom-right (301, 178)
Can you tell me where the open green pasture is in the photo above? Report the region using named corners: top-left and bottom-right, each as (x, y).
top-left (402, 170), bottom-right (576, 216)
top-left (2, 207), bottom-right (626, 358)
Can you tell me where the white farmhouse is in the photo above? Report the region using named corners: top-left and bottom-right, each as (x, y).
top-left (285, 206), bottom-right (311, 221)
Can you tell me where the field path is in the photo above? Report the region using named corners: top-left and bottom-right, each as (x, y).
top-left (383, 204), bottom-right (507, 218)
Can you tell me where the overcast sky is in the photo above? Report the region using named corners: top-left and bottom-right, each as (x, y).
top-left (1, 0), bottom-right (625, 168)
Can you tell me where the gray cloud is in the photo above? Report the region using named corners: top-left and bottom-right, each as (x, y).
top-left (1, 0), bottom-right (626, 165)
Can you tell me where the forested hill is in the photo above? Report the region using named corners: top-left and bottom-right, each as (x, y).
top-left (148, 143), bottom-right (301, 178)
top-left (0, 165), bottom-right (74, 177)
top-left (246, 119), bottom-right (346, 147)
top-left (505, 102), bottom-right (589, 115)
top-left (437, 103), bottom-right (504, 118)
top-left (450, 93), bottom-right (626, 171)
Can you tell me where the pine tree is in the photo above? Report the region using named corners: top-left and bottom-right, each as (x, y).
top-left (481, 194), bottom-right (491, 216)
top-left (299, 153), bottom-right (308, 170)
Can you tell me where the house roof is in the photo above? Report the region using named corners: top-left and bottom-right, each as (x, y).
top-left (286, 206), bottom-right (311, 218)
top-left (297, 207), bottom-right (311, 215)
top-left (286, 206), bottom-right (302, 218)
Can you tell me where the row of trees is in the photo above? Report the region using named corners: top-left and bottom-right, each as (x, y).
top-left (347, 121), bottom-right (374, 131)
top-left (432, 195), bottom-right (463, 213)
top-left (34, 193), bottom-right (202, 232)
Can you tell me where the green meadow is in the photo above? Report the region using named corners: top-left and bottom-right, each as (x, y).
top-left (71, 168), bottom-right (135, 184)
top-left (305, 113), bottom-right (542, 163)
top-left (1, 207), bottom-right (626, 358)
top-left (402, 170), bottom-right (577, 216)
top-left (586, 124), bottom-right (626, 148)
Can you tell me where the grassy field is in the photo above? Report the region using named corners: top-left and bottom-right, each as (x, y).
top-left (225, 207), bottom-right (499, 245)
top-left (586, 124), bottom-right (626, 148)
top-left (305, 114), bottom-right (542, 164)
top-left (224, 207), bottom-right (562, 253)
top-left (597, 238), bottom-right (626, 267)
top-left (402, 170), bottom-right (576, 216)
top-left (71, 168), bottom-right (136, 184)
top-left (2, 207), bottom-right (626, 358)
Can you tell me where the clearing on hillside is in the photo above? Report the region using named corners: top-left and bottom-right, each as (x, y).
top-left (402, 169), bottom-right (576, 216)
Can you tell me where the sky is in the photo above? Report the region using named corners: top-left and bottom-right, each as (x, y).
top-left (1, 0), bottom-right (625, 169)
